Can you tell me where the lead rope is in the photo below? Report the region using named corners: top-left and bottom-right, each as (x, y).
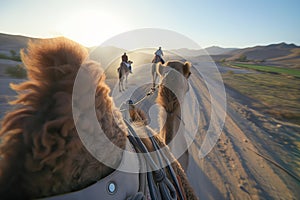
top-left (119, 85), bottom-right (159, 113)
top-left (125, 120), bottom-right (180, 200)
top-left (127, 135), bottom-right (175, 200)
top-left (149, 136), bottom-right (185, 200)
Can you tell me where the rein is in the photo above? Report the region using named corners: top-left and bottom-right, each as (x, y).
top-left (119, 85), bottom-right (158, 113)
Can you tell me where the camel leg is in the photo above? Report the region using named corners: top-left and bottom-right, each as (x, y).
top-left (119, 77), bottom-right (124, 92)
top-left (152, 72), bottom-right (155, 88)
top-left (122, 78), bottom-right (125, 91)
top-left (151, 64), bottom-right (156, 88)
top-left (121, 80), bottom-right (124, 91)
top-left (153, 72), bottom-right (158, 88)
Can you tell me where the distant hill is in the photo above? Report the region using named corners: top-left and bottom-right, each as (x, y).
top-left (0, 33), bottom-right (299, 68)
top-left (171, 48), bottom-right (206, 57)
top-left (227, 42), bottom-right (299, 60)
top-left (205, 46), bottom-right (238, 55)
top-left (0, 33), bottom-right (38, 56)
top-left (170, 46), bottom-right (237, 57)
top-left (224, 42), bottom-right (300, 68)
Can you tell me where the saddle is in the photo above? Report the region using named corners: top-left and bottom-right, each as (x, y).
top-left (118, 62), bottom-right (131, 72)
top-left (152, 55), bottom-right (165, 64)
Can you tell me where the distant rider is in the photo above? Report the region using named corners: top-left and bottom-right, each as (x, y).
top-left (121, 52), bottom-right (132, 73)
top-left (153, 47), bottom-right (165, 64)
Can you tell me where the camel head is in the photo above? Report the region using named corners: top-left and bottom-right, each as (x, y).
top-left (156, 60), bottom-right (192, 108)
top-left (157, 60), bottom-right (192, 79)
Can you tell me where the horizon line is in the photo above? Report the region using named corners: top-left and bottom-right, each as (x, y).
top-left (0, 31), bottom-right (299, 50)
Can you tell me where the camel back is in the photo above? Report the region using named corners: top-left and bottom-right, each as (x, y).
top-left (152, 55), bottom-right (161, 63)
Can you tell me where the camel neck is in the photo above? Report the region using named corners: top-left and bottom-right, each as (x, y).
top-left (160, 105), bottom-right (181, 145)
top-left (95, 107), bottom-right (127, 168)
top-left (72, 78), bottom-right (127, 173)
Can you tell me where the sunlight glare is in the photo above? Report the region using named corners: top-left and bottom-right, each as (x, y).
top-left (57, 10), bottom-right (127, 47)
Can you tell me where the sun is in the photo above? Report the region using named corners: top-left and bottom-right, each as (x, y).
top-left (57, 10), bottom-right (127, 47)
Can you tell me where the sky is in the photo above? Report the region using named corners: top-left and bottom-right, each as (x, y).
top-left (0, 0), bottom-right (299, 48)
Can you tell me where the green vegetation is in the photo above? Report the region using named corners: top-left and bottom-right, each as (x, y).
top-left (231, 63), bottom-right (300, 78)
top-left (222, 73), bottom-right (300, 125)
top-left (5, 65), bottom-right (27, 78)
top-left (0, 53), bottom-right (12, 60)
top-left (0, 50), bottom-right (21, 62)
top-left (235, 54), bottom-right (248, 62)
top-left (226, 70), bottom-right (235, 75)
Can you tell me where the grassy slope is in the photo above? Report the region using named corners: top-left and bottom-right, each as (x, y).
top-left (231, 63), bottom-right (300, 78)
top-left (222, 73), bottom-right (300, 125)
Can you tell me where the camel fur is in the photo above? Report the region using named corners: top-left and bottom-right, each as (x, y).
top-left (129, 104), bottom-right (148, 126)
top-left (151, 55), bottom-right (163, 87)
top-left (156, 61), bottom-right (192, 171)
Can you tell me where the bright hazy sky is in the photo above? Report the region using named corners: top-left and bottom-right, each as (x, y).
top-left (1, 0), bottom-right (299, 48)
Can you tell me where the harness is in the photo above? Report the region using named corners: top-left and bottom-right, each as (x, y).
top-left (152, 55), bottom-right (163, 64)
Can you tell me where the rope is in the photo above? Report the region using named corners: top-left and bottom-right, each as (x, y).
top-left (119, 85), bottom-right (159, 112)
top-left (125, 119), bottom-right (181, 200)
top-left (133, 86), bottom-right (158, 106)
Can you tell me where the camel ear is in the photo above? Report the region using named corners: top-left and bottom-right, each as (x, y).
top-left (183, 62), bottom-right (191, 78)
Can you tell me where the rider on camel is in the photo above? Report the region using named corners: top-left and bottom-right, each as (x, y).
top-left (153, 46), bottom-right (165, 64)
top-left (121, 52), bottom-right (132, 73)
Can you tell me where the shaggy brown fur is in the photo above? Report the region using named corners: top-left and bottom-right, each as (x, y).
top-left (0, 38), bottom-right (126, 199)
top-left (156, 61), bottom-right (192, 171)
top-left (0, 38), bottom-right (197, 200)
top-left (129, 104), bottom-right (148, 125)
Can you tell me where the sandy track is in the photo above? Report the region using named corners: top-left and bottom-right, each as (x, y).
top-left (184, 65), bottom-right (300, 199)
